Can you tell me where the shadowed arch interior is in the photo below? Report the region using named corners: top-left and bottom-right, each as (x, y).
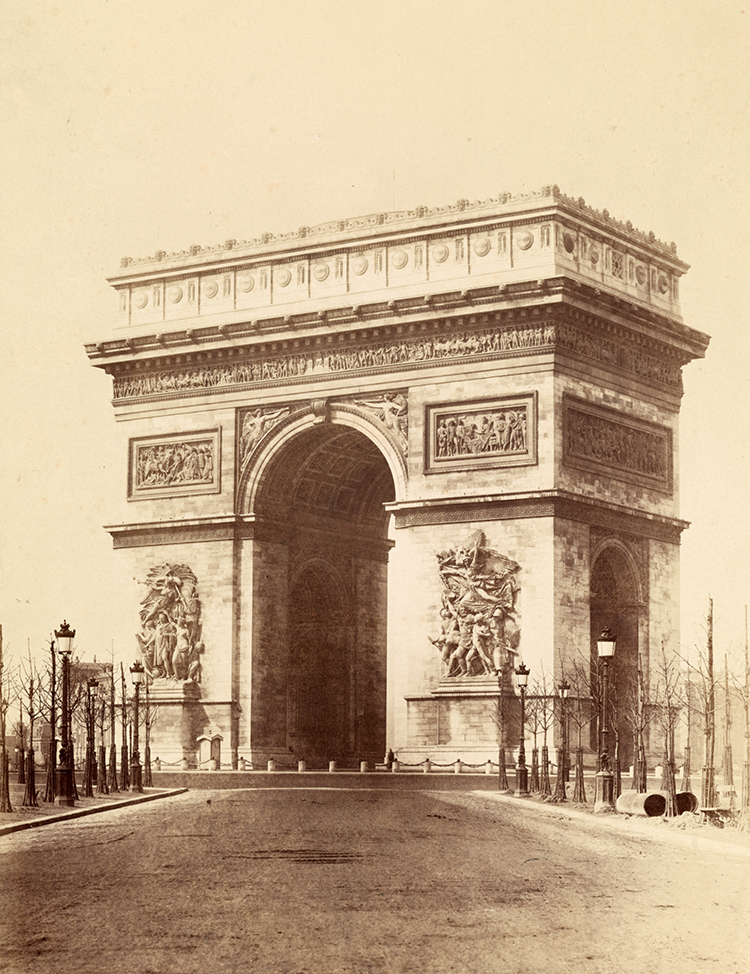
top-left (254, 424), bottom-right (395, 529)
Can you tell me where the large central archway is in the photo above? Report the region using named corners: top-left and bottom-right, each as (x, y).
top-left (248, 418), bottom-right (396, 767)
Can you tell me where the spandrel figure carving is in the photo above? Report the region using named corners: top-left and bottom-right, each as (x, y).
top-left (240, 407), bottom-right (290, 460)
top-left (355, 393), bottom-right (408, 456)
top-left (136, 563), bottom-right (204, 684)
top-left (431, 531), bottom-right (521, 678)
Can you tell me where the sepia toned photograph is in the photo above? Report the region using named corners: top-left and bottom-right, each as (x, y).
top-left (1, 2), bottom-right (749, 972)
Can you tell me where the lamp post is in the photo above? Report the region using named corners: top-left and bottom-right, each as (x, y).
top-left (554, 679), bottom-right (570, 801)
top-left (514, 663), bottom-right (530, 797)
top-left (55, 621), bottom-right (76, 807)
top-left (594, 627), bottom-right (617, 812)
top-left (130, 661), bottom-right (144, 793)
top-left (83, 679), bottom-right (98, 797)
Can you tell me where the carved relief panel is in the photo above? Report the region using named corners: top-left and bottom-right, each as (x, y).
top-left (136, 563), bottom-right (203, 686)
top-left (563, 396), bottom-right (672, 493)
top-left (128, 429), bottom-right (221, 500)
top-left (424, 393), bottom-right (537, 473)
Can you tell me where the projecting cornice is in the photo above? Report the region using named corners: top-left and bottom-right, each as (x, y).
top-left (86, 277), bottom-right (708, 368)
top-left (386, 490), bottom-right (689, 543)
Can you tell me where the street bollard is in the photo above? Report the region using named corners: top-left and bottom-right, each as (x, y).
top-left (329, 760), bottom-right (336, 773)
top-left (360, 760), bottom-right (368, 773)
top-left (297, 760), bottom-right (306, 772)
top-left (423, 759), bottom-right (431, 774)
top-left (180, 758), bottom-right (189, 771)
top-left (454, 760), bottom-right (463, 774)
top-left (391, 759), bottom-right (400, 772)
top-left (485, 760), bottom-right (492, 775)
top-left (238, 757), bottom-right (246, 771)
top-left (267, 759), bottom-right (276, 772)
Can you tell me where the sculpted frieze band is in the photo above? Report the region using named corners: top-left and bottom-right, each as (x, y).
top-left (112, 318), bottom-right (681, 401)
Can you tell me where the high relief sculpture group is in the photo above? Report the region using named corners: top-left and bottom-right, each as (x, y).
top-left (430, 531), bottom-right (521, 680)
top-left (135, 564), bottom-right (204, 684)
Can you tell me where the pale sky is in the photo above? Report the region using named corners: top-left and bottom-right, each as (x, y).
top-left (1, 0), bottom-right (748, 670)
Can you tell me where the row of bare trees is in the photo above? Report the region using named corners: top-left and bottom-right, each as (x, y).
top-left (0, 629), bottom-right (157, 813)
top-left (492, 598), bottom-right (750, 825)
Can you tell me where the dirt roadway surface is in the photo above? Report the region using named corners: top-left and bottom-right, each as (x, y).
top-left (0, 789), bottom-right (748, 974)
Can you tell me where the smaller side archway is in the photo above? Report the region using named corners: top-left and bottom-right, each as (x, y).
top-left (590, 541), bottom-right (645, 772)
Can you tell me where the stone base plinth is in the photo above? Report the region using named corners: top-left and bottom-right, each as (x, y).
top-left (147, 679), bottom-right (201, 702)
top-left (429, 677), bottom-right (504, 697)
top-left (144, 679), bottom-right (230, 769)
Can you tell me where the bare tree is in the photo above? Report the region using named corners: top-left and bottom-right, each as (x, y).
top-left (488, 657), bottom-right (511, 792)
top-left (566, 662), bottom-right (596, 804)
top-left (618, 650), bottom-right (651, 793)
top-left (0, 627), bottom-right (13, 813)
top-left (732, 606), bottom-right (749, 830)
top-left (10, 646), bottom-right (49, 808)
top-left (119, 662), bottom-right (130, 790)
top-left (681, 671), bottom-right (693, 794)
top-left (526, 681), bottom-right (541, 792)
top-left (143, 677), bottom-right (160, 787)
top-left (683, 599), bottom-right (721, 808)
top-left (529, 666), bottom-right (555, 797)
top-left (653, 642), bottom-right (682, 817)
top-left (41, 638), bottom-right (57, 802)
top-left (721, 653), bottom-right (734, 791)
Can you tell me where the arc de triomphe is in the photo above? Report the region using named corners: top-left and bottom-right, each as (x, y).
top-left (87, 186), bottom-right (709, 770)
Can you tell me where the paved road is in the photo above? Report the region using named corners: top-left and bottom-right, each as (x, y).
top-left (0, 787), bottom-right (748, 974)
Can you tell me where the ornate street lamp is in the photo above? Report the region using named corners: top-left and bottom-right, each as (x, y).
top-left (83, 679), bottom-right (98, 797)
top-left (554, 679), bottom-right (571, 801)
top-left (130, 661), bottom-right (144, 793)
top-left (595, 627), bottom-right (617, 812)
top-left (514, 663), bottom-right (530, 797)
top-left (54, 621), bottom-right (76, 807)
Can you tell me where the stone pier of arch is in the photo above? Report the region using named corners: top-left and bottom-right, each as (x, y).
top-left (88, 187), bottom-right (709, 771)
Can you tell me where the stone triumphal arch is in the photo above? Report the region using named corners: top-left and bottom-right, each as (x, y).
top-left (88, 187), bottom-right (709, 769)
